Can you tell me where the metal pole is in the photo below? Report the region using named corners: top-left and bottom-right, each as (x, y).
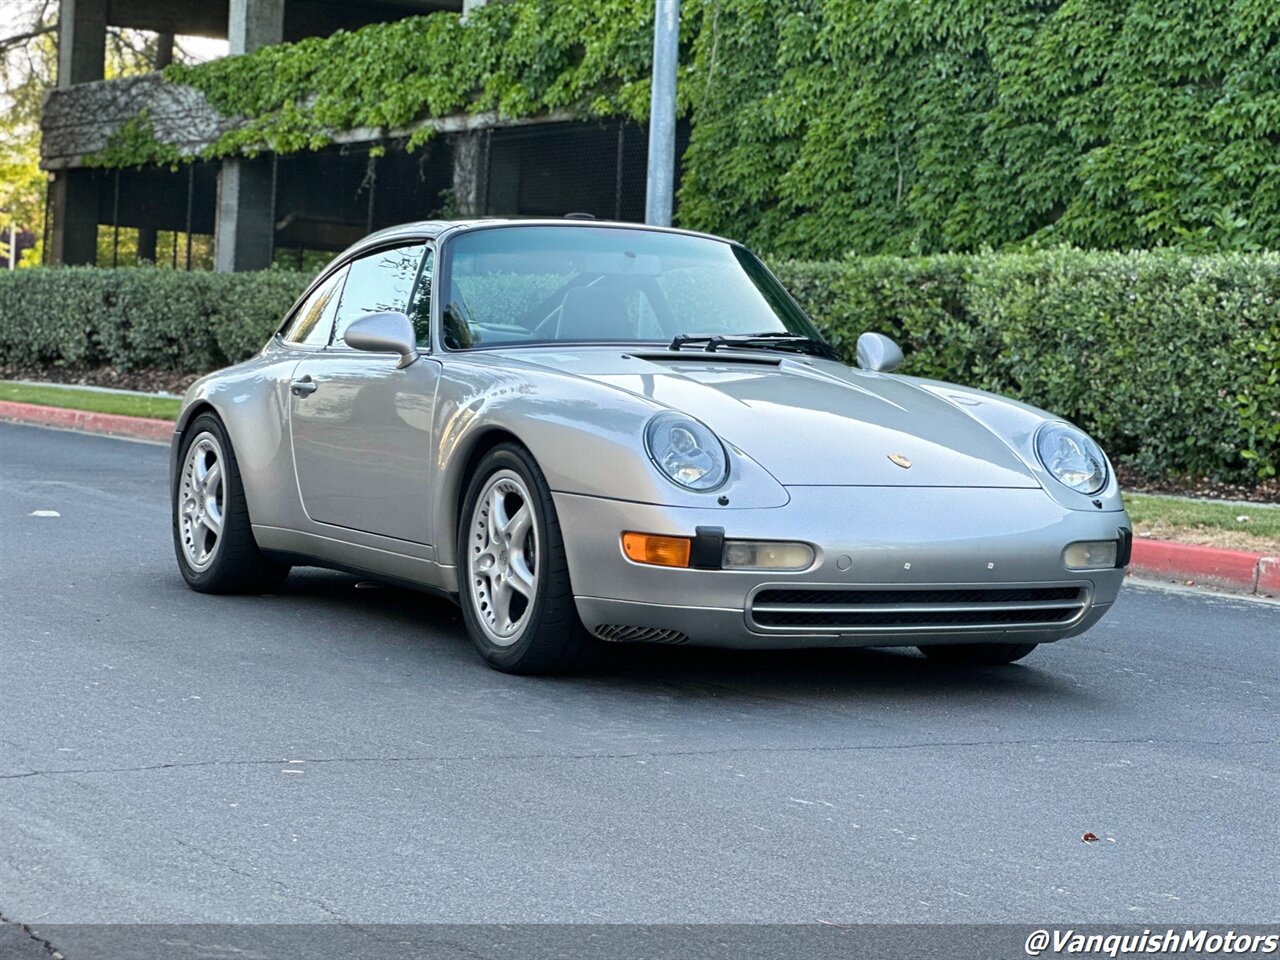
top-left (645, 0), bottom-right (680, 226)
top-left (185, 163), bottom-right (194, 270)
top-left (111, 169), bottom-right (120, 268)
top-left (615, 122), bottom-right (625, 221)
top-left (43, 178), bottom-right (52, 265)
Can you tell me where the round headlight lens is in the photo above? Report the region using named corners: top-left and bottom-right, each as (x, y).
top-left (644, 413), bottom-right (728, 491)
top-left (1036, 422), bottom-right (1108, 494)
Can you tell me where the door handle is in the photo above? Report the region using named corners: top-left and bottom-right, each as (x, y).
top-left (290, 376), bottom-right (317, 397)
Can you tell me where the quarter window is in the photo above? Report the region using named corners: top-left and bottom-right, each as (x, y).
top-left (331, 243), bottom-right (426, 346)
top-left (282, 267), bottom-right (347, 346)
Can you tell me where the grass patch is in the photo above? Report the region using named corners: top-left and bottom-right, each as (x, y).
top-left (1124, 492), bottom-right (1280, 554)
top-left (0, 380), bottom-right (180, 421)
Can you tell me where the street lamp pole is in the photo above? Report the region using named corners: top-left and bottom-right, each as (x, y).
top-left (645, 0), bottom-right (680, 226)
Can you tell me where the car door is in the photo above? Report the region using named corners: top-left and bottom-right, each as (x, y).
top-left (288, 241), bottom-right (440, 545)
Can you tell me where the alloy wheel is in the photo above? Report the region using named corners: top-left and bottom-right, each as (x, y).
top-left (467, 469), bottom-right (539, 646)
top-left (179, 432), bottom-right (226, 572)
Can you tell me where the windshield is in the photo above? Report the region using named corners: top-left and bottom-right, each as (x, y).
top-left (439, 224), bottom-right (827, 350)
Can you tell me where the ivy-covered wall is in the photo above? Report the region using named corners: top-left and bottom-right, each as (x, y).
top-left (83, 0), bottom-right (1280, 258)
top-left (680, 0), bottom-right (1280, 257)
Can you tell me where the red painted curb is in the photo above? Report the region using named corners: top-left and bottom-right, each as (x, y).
top-left (1257, 557), bottom-right (1280, 596)
top-left (0, 400), bottom-right (175, 443)
top-left (1130, 537), bottom-right (1277, 595)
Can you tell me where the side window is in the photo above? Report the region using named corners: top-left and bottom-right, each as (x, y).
top-left (407, 245), bottom-right (434, 347)
top-left (282, 267), bottom-right (347, 346)
top-left (331, 243), bottom-right (425, 346)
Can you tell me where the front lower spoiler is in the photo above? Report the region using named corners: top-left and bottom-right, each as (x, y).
top-left (553, 485), bottom-right (1128, 650)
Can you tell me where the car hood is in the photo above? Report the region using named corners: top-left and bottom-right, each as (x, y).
top-left (505, 349), bottom-right (1041, 488)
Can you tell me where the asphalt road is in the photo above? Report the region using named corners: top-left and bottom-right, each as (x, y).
top-left (1, 422), bottom-right (1277, 948)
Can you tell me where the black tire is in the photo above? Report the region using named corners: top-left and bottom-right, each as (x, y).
top-left (917, 642), bottom-right (1039, 665)
top-left (173, 412), bottom-right (290, 594)
top-left (456, 443), bottom-right (595, 674)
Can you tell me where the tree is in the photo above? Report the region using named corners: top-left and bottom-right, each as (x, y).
top-left (0, 1), bottom-right (212, 266)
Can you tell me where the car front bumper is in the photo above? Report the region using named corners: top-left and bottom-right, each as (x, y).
top-left (553, 486), bottom-right (1128, 650)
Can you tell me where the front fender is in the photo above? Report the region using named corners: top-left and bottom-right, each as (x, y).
top-left (906, 376), bottom-right (1125, 512)
top-left (431, 357), bottom-right (789, 567)
top-left (173, 347), bottom-right (299, 528)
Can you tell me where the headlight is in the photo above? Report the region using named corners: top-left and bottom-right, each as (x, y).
top-left (644, 413), bottom-right (728, 491)
top-left (1035, 422), bottom-right (1108, 495)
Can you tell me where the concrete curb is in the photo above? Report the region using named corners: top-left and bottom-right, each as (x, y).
top-left (3, 398), bottom-right (1276, 596)
top-left (1129, 537), bottom-right (1278, 597)
top-left (0, 400), bottom-right (174, 443)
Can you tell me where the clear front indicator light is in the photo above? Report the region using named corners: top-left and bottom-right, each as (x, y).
top-left (1063, 540), bottom-right (1118, 570)
top-left (722, 540), bottom-right (815, 571)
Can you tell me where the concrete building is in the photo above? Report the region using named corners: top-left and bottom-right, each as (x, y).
top-left (41, 0), bottom-right (680, 270)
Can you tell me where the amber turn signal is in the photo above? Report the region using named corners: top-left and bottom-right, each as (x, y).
top-left (622, 532), bottom-right (692, 568)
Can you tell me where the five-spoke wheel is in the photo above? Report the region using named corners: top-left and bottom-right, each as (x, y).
top-left (467, 469), bottom-right (539, 645)
top-left (179, 432), bottom-right (226, 572)
top-left (456, 443), bottom-right (594, 673)
top-left (172, 412), bottom-right (289, 594)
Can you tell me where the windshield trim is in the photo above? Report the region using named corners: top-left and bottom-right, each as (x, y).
top-left (432, 221), bottom-right (830, 357)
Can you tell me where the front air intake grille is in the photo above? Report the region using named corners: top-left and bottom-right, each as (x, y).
top-left (592, 624), bottom-right (691, 645)
top-left (749, 585), bottom-right (1089, 632)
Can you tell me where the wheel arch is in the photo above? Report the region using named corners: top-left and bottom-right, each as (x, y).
top-left (176, 400), bottom-right (219, 436)
top-left (439, 426), bottom-right (529, 569)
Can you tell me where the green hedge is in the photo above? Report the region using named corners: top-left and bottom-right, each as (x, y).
top-left (0, 267), bottom-right (309, 373)
top-left (1, 252), bottom-right (1276, 481)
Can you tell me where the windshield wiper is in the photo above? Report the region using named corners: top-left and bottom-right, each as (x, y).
top-left (669, 332), bottom-right (840, 361)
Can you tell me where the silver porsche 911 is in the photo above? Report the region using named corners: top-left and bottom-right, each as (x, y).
top-left (172, 219), bottom-right (1130, 673)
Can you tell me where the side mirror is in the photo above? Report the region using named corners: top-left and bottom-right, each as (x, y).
top-left (855, 332), bottom-right (903, 373)
top-left (344, 311), bottom-right (419, 369)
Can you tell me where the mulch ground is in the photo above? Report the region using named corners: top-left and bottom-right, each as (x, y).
top-left (1, 365), bottom-right (202, 396)
top-left (1115, 466), bottom-right (1278, 505)
top-left (5, 366), bottom-right (1277, 504)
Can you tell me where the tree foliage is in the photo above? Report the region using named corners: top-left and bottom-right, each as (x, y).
top-left (1, 1), bottom-right (216, 264)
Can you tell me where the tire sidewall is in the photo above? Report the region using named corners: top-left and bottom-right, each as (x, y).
top-left (457, 445), bottom-right (558, 671)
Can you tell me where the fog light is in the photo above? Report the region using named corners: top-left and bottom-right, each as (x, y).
top-left (622, 532), bottom-right (692, 568)
top-left (722, 540), bottom-right (815, 571)
top-left (1063, 540), bottom-right (1118, 570)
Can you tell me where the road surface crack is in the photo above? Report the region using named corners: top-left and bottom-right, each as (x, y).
top-left (2, 735), bottom-right (1277, 780)
top-left (0, 909), bottom-right (62, 958)
top-left (170, 839), bottom-right (353, 925)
